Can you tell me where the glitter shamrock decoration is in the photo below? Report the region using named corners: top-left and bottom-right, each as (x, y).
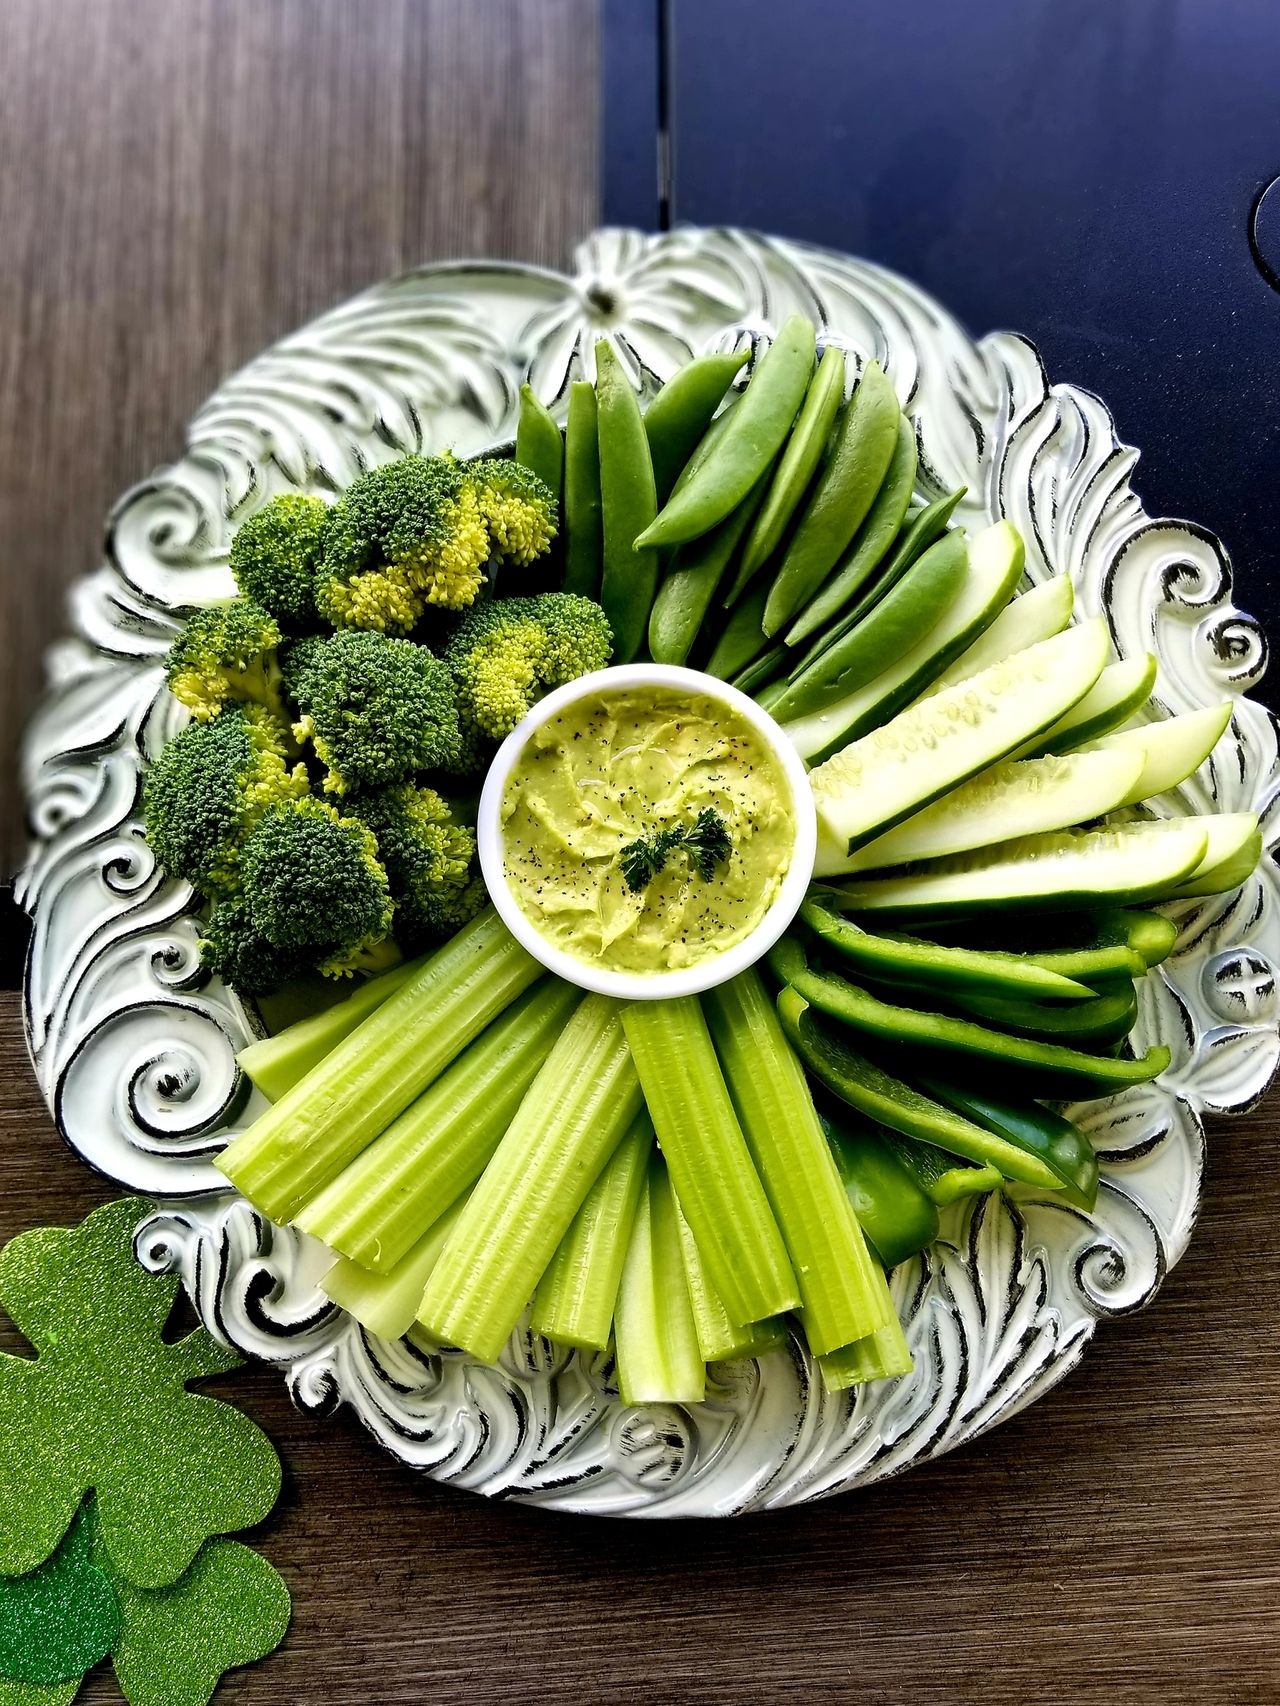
top-left (0, 1199), bottom-right (280, 1589)
top-left (0, 1506), bottom-right (118, 1686)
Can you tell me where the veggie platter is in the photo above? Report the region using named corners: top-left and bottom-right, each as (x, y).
top-left (18, 227), bottom-right (1279, 1517)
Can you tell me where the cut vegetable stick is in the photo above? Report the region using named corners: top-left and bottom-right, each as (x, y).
top-left (418, 994), bottom-right (642, 1363)
top-left (819, 1317), bottom-right (913, 1392)
top-left (530, 1109), bottom-right (653, 1351)
top-left (239, 955), bottom-right (425, 1102)
top-left (831, 820), bottom-right (1210, 918)
top-left (218, 910), bottom-right (541, 1221)
top-left (296, 978), bottom-right (579, 1272)
top-left (615, 1157), bottom-right (706, 1405)
top-left (824, 748), bottom-right (1144, 876)
top-left (320, 1197), bottom-right (466, 1341)
top-left (1170, 812), bottom-right (1262, 897)
top-left (704, 969), bottom-right (896, 1356)
top-left (1083, 702), bottom-right (1232, 807)
top-left (1014, 653), bottom-right (1157, 756)
top-left (918, 574), bottom-right (1074, 700)
top-left (672, 1196), bottom-right (785, 1363)
top-left (810, 618), bottom-right (1110, 858)
top-left (621, 999), bottom-right (798, 1325)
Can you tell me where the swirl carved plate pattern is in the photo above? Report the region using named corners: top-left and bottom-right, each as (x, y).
top-left (19, 228), bottom-right (1280, 1515)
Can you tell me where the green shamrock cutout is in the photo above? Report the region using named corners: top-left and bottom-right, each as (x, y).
top-left (102, 1535), bottom-right (290, 1706)
top-left (0, 1199), bottom-right (281, 1589)
top-left (0, 1680), bottom-right (79, 1706)
top-left (0, 1505), bottom-right (119, 1685)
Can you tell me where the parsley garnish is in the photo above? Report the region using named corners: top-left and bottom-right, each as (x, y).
top-left (619, 808), bottom-right (733, 894)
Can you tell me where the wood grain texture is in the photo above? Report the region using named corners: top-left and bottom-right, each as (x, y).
top-left (2, 994), bottom-right (1278, 1704)
top-left (0, 0), bottom-right (598, 872)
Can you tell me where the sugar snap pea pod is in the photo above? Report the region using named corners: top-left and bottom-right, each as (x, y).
top-left (705, 578), bottom-right (771, 680)
top-left (648, 469), bottom-right (769, 664)
top-left (765, 529), bottom-right (969, 722)
top-left (781, 989), bottom-right (1067, 1189)
top-left (731, 642), bottom-right (788, 697)
top-left (735, 344), bottom-right (847, 588)
top-left (516, 384), bottom-right (564, 501)
top-left (881, 1132), bottom-right (1003, 1206)
top-left (770, 937), bottom-right (1170, 1097)
top-left (635, 316), bottom-right (815, 549)
top-left (918, 1078), bottom-right (1099, 1212)
top-left (595, 338), bottom-right (659, 662)
top-left (798, 897), bottom-right (1095, 1002)
top-left (786, 415), bottom-right (919, 644)
top-left (762, 361), bottom-right (901, 636)
top-left (783, 487), bottom-right (967, 682)
top-left (942, 985), bottom-right (1138, 1047)
top-left (563, 381), bottom-right (602, 596)
top-left (643, 347), bottom-right (750, 502)
top-left (824, 1117), bottom-right (940, 1267)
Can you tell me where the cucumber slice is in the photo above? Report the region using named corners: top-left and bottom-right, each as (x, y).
top-left (830, 819), bottom-right (1210, 918)
top-left (1169, 811), bottom-right (1261, 897)
top-left (1021, 654), bottom-right (1157, 756)
top-left (826, 748), bottom-right (1144, 876)
top-left (1083, 703), bottom-right (1232, 807)
top-left (918, 574), bottom-right (1074, 700)
top-left (810, 618), bottom-right (1109, 858)
top-left (783, 520), bottom-right (1025, 763)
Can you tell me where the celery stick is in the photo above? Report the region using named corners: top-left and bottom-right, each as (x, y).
top-left (218, 910), bottom-right (540, 1222)
top-left (297, 979), bottom-right (578, 1271)
top-left (672, 1195), bottom-right (785, 1362)
top-left (320, 1197), bottom-right (466, 1341)
top-left (818, 1316), bottom-right (913, 1392)
top-left (530, 1110), bottom-right (652, 1351)
top-left (621, 999), bottom-right (798, 1325)
top-left (615, 1156), bottom-right (706, 1405)
top-left (418, 994), bottom-right (642, 1363)
top-left (704, 970), bottom-right (895, 1356)
top-left (239, 955), bottom-right (425, 1102)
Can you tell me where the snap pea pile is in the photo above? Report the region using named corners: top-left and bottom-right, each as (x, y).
top-left (210, 318), bottom-right (1261, 1408)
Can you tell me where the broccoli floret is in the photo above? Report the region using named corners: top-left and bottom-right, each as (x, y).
top-left (467, 457), bottom-right (558, 567)
top-left (353, 783), bottom-right (485, 947)
top-left (143, 703), bottom-right (309, 896)
top-left (199, 897), bottom-right (306, 995)
top-left (165, 598), bottom-right (288, 723)
top-left (238, 796), bottom-right (396, 979)
top-left (229, 494), bottom-right (329, 626)
top-left (316, 453), bottom-right (557, 634)
top-left (444, 592), bottom-right (612, 741)
top-left (285, 629), bottom-right (462, 794)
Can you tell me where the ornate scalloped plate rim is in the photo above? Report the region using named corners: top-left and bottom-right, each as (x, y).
top-left (18, 225), bottom-right (1280, 1516)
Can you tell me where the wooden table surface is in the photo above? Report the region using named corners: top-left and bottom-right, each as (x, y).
top-left (2, 5), bottom-right (1278, 1702)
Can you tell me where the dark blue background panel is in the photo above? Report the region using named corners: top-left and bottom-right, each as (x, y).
top-left (659, 0), bottom-right (1280, 701)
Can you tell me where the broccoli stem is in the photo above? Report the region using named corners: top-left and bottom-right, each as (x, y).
top-left (238, 956), bottom-right (426, 1103)
top-left (217, 909), bottom-right (541, 1222)
top-left (297, 979), bottom-right (580, 1272)
top-left (818, 1317), bottom-right (914, 1393)
top-left (704, 969), bottom-right (899, 1356)
top-left (614, 1155), bottom-right (706, 1405)
top-left (672, 1195), bottom-right (786, 1363)
top-left (620, 998), bottom-right (798, 1326)
top-left (530, 1109), bottom-right (653, 1352)
top-left (417, 994), bottom-right (642, 1363)
top-left (319, 1196), bottom-right (467, 1342)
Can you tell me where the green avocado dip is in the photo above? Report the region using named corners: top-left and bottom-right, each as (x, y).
top-left (500, 684), bottom-right (796, 975)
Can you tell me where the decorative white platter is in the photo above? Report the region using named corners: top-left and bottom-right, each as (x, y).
top-left (18, 226), bottom-right (1280, 1516)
